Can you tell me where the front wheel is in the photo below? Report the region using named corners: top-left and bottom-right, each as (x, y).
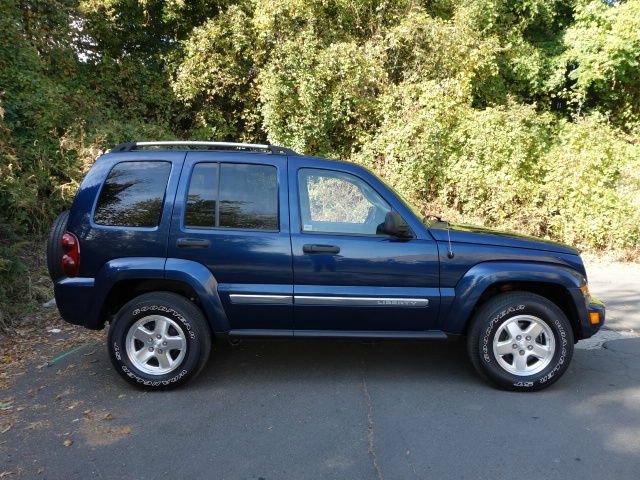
top-left (108, 292), bottom-right (211, 389)
top-left (467, 292), bottom-right (574, 391)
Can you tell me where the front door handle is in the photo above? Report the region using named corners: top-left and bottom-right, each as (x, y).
top-left (303, 244), bottom-right (340, 254)
top-left (177, 238), bottom-right (211, 248)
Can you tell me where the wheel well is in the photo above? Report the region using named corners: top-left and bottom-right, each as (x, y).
top-left (101, 279), bottom-right (202, 325)
top-left (467, 281), bottom-right (581, 340)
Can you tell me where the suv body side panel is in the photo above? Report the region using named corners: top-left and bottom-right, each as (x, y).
top-left (164, 258), bottom-right (229, 332)
top-left (54, 148), bottom-right (604, 343)
top-left (167, 151), bottom-right (293, 331)
top-left (55, 256), bottom-right (231, 333)
top-left (440, 260), bottom-right (592, 336)
top-left (288, 156), bottom-right (441, 331)
top-left (436, 242), bottom-right (587, 288)
top-left (67, 150), bottom-right (186, 277)
top-left (54, 257), bottom-right (166, 329)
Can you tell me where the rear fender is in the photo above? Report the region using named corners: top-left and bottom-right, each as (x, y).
top-left (91, 258), bottom-right (167, 328)
top-left (164, 258), bottom-right (229, 332)
top-left (92, 257), bottom-right (229, 332)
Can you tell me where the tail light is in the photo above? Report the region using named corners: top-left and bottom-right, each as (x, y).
top-left (61, 232), bottom-right (80, 277)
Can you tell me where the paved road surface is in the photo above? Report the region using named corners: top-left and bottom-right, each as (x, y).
top-left (586, 261), bottom-right (640, 332)
top-left (0, 262), bottom-right (638, 479)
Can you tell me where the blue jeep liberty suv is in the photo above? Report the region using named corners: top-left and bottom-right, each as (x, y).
top-left (47, 141), bottom-right (605, 391)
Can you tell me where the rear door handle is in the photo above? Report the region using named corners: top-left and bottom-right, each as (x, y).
top-left (302, 244), bottom-right (340, 254)
top-left (177, 238), bottom-right (211, 248)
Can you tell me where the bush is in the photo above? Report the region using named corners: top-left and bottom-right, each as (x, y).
top-left (540, 118), bottom-right (640, 250)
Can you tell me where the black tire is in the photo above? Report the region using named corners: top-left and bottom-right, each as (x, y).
top-left (467, 292), bottom-right (574, 392)
top-left (108, 292), bottom-right (212, 389)
top-left (46, 210), bottom-right (70, 281)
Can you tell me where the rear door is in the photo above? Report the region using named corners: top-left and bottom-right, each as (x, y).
top-left (168, 151), bottom-right (293, 331)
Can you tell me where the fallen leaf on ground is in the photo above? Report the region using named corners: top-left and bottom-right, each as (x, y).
top-left (63, 439), bottom-right (73, 447)
top-left (103, 413), bottom-right (113, 421)
top-left (24, 420), bottom-right (51, 431)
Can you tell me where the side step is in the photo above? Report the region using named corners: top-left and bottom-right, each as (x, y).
top-left (226, 329), bottom-right (449, 340)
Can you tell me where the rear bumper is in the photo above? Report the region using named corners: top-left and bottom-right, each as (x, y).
top-left (54, 277), bottom-right (103, 330)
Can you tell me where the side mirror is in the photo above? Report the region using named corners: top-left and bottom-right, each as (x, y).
top-left (381, 211), bottom-right (413, 239)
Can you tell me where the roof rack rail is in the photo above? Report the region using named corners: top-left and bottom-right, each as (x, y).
top-left (110, 141), bottom-right (298, 156)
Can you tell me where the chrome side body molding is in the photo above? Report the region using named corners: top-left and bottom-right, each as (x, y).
top-left (229, 294), bottom-right (293, 305)
top-left (229, 294), bottom-right (429, 307)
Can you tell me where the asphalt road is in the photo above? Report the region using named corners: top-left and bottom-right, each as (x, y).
top-left (1, 262), bottom-right (639, 479)
top-left (586, 261), bottom-right (640, 332)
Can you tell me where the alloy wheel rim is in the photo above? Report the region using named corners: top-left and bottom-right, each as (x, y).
top-left (492, 315), bottom-right (555, 376)
top-left (125, 315), bottom-right (187, 375)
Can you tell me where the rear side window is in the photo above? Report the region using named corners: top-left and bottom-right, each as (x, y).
top-left (184, 163), bottom-right (278, 230)
top-left (184, 163), bottom-right (218, 228)
top-left (94, 161), bottom-right (171, 227)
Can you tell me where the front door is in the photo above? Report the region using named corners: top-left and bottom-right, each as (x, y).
top-left (289, 160), bottom-right (440, 332)
top-left (168, 151), bottom-right (293, 331)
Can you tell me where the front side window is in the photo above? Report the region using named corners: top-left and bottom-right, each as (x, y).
top-left (94, 161), bottom-right (171, 227)
top-left (298, 168), bottom-right (391, 235)
top-left (184, 162), bottom-right (278, 230)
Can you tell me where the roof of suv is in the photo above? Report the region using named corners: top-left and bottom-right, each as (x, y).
top-left (110, 141), bottom-right (299, 156)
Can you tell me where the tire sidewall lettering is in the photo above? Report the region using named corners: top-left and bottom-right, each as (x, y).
top-left (113, 303), bottom-right (196, 386)
top-left (479, 303), bottom-right (569, 389)
top-left (132, 305), bottom-right (196, 340)
top-left (481, 304), bottom-right (525, 363)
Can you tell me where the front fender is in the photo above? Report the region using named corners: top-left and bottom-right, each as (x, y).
top-left (440, 261), bottom-right (587, 335)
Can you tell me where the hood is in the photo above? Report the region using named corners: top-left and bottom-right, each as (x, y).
top-left (427, 222), bottom-right (579, 255)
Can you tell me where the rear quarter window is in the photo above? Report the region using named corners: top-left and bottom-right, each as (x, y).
top-left (94, 161), bottom-right (171, 227)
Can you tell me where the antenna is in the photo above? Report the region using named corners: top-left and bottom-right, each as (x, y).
top-left (446, 221), bottom-right (455, 259)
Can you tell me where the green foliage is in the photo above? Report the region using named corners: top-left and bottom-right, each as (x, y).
top-left (540, 117), bottom-right (640, 249)
top-left (444, 103), bottom-right (555, 230)
top-left (173, 5), bottom-right (260, 140)
top-left (259, 35), bottom-right (385, 157)
top-left (1, 0), bottom-right (639, 298)
top-left (560, 0), bottom-right (640, 129)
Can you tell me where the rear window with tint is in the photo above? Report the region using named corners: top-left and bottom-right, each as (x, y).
top-left (184, 163), bottom-right (278, 230)
top-left (94, 161), bottom-right (171, 227)
top-left (184, 163), bottom-right (218, 228)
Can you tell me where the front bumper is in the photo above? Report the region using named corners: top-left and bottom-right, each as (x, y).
top-left (569, 286), bottom-right (605, 339)
top-left (586, 296), bottom-right (606, 335)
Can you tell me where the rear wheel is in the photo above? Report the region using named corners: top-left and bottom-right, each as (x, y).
top-left (46, 210), bottom-right (69, 281)
top-left (467, 292), bottom-right (574, 391)
top-left (108, 292), bottom-right (211, 389)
